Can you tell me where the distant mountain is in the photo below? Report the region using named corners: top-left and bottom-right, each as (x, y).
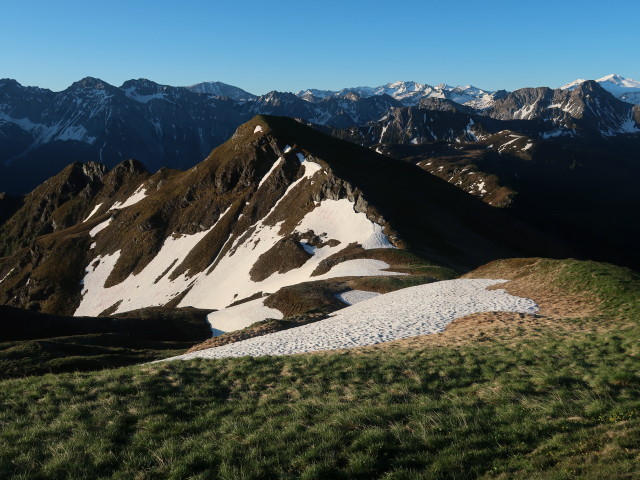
top-left (486, 80), bottom-right (639, 136)
top-left (0, 77), bottom-right (243, 194)
top-left (297, 80), bottom-right (501, 109)
top-left (561, 73), bottom-right (640, 104)
top-left (0, 75), bottom-right (638, 197)
top-left (186, 81), bottom-right (257, 101)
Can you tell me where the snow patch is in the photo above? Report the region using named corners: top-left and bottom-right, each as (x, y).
top-left (0, 268), bottom-right (14, 285)
top-left (296, 199), bottom-right (393, 250)
top-left (110, 185), bottom-right (147, 210)
top-left (84, 203), bottom-right (103, 222)
top-left (254, 125), bottom-right (263, 133)
top-left (89, 218), bottom-right (112, 237)
top-left (258, 157), bottom-right (284, 188)
top-left (336, 289), bottom-right (381, 305)
top-left (161, 279), bottom-right (538, 360)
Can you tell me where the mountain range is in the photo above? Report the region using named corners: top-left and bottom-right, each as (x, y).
top-left (1, 74), bottom-right (638, 196)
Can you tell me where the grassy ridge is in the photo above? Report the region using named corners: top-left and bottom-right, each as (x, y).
top-left (466, 258), bottom-right (640, 318)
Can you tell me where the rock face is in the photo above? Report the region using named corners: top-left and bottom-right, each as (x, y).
top-left (0, 160), bottom-right (148, 257)
top-left (486, 81), bottom-right (639, 135)
top-left (0, 115), bottom-right (563, 316)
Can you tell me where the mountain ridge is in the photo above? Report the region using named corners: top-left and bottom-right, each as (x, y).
top-left (0, 115), bottom-right (568, 318)
top-left (1, 75), bottom-right (638, 209)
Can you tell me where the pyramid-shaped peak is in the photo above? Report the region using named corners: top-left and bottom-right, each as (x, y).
top-left (70, 77), bottom-right (112, 90)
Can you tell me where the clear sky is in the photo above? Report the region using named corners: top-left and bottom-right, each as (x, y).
top-left (1, 0), bottom-right (638, 94)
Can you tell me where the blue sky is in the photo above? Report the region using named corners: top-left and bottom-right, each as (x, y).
top-left (2, 0), bottom-right (638, 94)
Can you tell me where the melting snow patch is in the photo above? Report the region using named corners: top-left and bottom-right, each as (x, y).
top-left (208, 298), bottom-right (283, 336)
top-left (89, 218), bottom-right (112, 237)
top-left (258, 157), bottom-right (284, 188)
top-left (283, 145), bottom-right (292, 153)
top-left (254, 125), bottom-right (263, 133)
top-left (83, 203), bottom-right (103, 222)
top-left (110, 185), bottom-right (147, 210)
top-left (161, 279), bottom-right (539, 361)
top-left (336, 290), bottom-right (381, 305)
top-left (0, 268), bottom-right (14, 285)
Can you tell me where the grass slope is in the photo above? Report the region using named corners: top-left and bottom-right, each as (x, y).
top-left (1, 323), bottom-right (639, 479)
top-left (0, 259), bottom-right (638, 479)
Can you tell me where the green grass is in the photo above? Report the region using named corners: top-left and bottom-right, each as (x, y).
top-left (1, 319), bottom-right (639, 479)
top-left (554, 260), bottom-right (640, 316)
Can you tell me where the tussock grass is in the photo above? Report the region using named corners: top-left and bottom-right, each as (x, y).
top-left (1, 317), bottom-right (639, 479)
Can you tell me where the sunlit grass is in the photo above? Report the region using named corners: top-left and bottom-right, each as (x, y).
top-left (1, 319), bottom-right (639, 479)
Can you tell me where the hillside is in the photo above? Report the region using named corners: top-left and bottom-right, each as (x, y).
top-left (0, 305), bottom-right (212, 379)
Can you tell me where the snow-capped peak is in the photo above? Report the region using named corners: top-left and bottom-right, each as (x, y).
top-left (596, 73), bottom-right (640, 89)
top-left (560, 78), bottom-right (587, 90)
top-left (560, 74), bottom-right (640, 104)
top-left (295, 80), bottom-right (498, 109)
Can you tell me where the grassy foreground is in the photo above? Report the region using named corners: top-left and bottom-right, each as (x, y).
top-left (1, 320), bottom-right (639, 479)
top-left (1, 259), bottom-right (638, 479)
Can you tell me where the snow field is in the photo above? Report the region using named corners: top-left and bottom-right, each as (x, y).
top-left (177, 197), bottom-right (398, 311)
top-left (162, 279), bottom-right (539, 361)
